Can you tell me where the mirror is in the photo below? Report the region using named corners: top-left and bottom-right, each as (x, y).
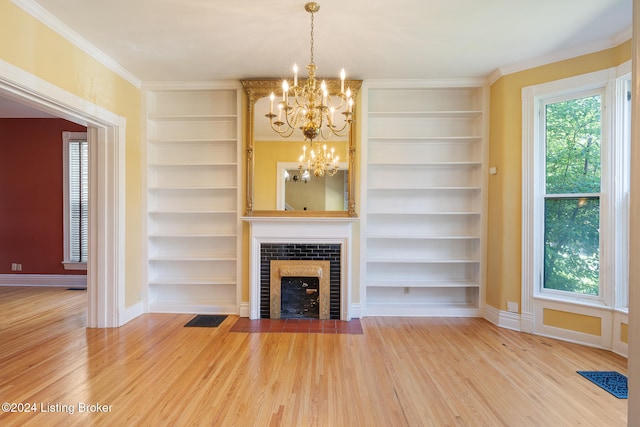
top-left (242, 79), bottom-right (361, 217)
top-left (277, 162), bottom-right (348, 211)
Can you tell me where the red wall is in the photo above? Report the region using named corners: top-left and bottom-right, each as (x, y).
top-left (0, 118), bottom-right (87, 275)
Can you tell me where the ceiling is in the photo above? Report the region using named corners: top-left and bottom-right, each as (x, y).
top-left (0, 0), bottom-right (633, 116)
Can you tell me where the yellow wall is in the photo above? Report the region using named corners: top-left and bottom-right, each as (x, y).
top-left (0, 1), bottom-right (143, 307)
top-left (621, 322), bottom-right (629, 344)
top-left (254, 140), bottom-right (304, 210)
top-left (543, 309), bottom-right (602, 336)
top-left (487, 41), bottom-right (631, 313)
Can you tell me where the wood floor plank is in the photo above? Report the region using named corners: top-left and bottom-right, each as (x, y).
top-left (0, 287), bottom-right (628, 426)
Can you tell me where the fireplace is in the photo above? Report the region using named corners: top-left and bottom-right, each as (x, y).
top-left (262, 245), bottom-right (339, 319)
top-left (243, 217), bottom-right (356, 320)
top-left (270, 260), bottom-right (330, 319)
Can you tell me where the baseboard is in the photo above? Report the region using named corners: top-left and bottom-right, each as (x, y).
top-left (148, 302), bottom-right (237, 314)
top-left (349, 303), bottom-right (362, 319)
top-left (483, 304), bottom-right (522, 331)
top-left (119, 301), bottom-right (144, 326)
top-left (239, 302), bottom-right (250, 318)
top-left (0, 274), bottom-right (87, 287)
top-left (366, 302), bottom-right (480, 317)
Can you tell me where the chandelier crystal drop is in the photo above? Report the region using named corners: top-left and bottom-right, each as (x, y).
top-left (265, 2), bottom-right (353, 179)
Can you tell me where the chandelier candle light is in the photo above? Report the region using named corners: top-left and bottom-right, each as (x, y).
top-left (266, 2), bottom-right (353, 178)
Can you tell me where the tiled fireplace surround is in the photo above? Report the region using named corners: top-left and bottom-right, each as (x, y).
top-left (244, 217), bottom-right (356, 320)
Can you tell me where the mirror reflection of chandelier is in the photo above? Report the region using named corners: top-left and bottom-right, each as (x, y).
top-left (299, 143), bottom-right (339, 177)
top-left (265, 2), bottom-right (353, 178)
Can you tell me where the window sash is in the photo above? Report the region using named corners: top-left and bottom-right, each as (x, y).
top-left (540, 89), bottom-right (604, 299)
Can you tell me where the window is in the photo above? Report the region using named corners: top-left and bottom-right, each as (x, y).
top-left (542, 92), bottom-right (602, 297)
top-left (63, 131), bottom-right (88, 270)
top-left (523, 65), bottom-right (630, 311)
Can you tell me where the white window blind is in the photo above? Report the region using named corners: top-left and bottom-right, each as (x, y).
top-left (63, 131), bottom-right (88, 269)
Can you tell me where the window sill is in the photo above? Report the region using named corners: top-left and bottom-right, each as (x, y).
top-left (62, 262), bottom-right (87, 271)
top-left (533, 293), bottom-right (627, 312)
top-left (534, 293), bottom-right (607, 309)
top-left (615, 307), bottom-right (629, 315)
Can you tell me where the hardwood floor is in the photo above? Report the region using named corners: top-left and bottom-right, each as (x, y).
top-left (0, 287), bottom-right (628, 426)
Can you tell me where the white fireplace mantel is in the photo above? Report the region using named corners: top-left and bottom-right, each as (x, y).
top-left (242, 217), bottom-right (358, 320)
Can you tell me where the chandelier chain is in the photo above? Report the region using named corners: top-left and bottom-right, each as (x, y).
top-left (309, 10), bottom-right (315, 65)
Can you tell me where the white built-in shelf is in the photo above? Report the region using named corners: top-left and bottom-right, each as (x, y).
top-left (368, 161), bottom-right (481, 166)
top-left (362, 82), bottom-right (487, 317)
top-left (148, 277), bottom-right (237, 286)
top-left (145, 84), bottom-right (241, 314)
top-left (368, 211), bottom-right (481, 216)
top-left (147, 139), bottom-right (238, 146)
top-left (367, 257), bottom-right (479, 263)
top-left (148, 114), bottom-right (237, 122)
top-left (367, 136), bottom-right (482, 142)
top-left (366, 280), bottom-right (480, 288)
top-left (149, 256), bottom-right (237, 262)
top-left (368, 186), bottom-right (481, 191)
top-left (367, 234), bottom-right (480, 239)
top-left (368, 111), bottom-right (483, 119)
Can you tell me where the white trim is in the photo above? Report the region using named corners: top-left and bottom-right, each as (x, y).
top-left (366, 302), bottom-right (480, 317)
top-left (10, 0), bottom-right (141, 89)
top-left (0, 274), bottom-right (86, 287)
top-left (358, 82), bottom-right (369, 317)
top-left (483, 305), bottom-right (521, 332)
top-left (349, 303), bottom-right (362, 319)
top-left (119, 301), bottom-right (144, 325)
top-left (239, 302), bottom-right (250, 318)
top-left (489, 30), bottom-right (632, 85)
top-left (235, 87), bottom-right (244, 318)
top-left (0, 59), bottom-right (127, 328)
top-left (148, 302), bottom-right (237, 315)
top-left (533, 299), bottom-right (613, 348)
top-left (363, 78), bottom-right (488, 89)
top-left (628, 1), bottom-right (640, 417)
top-left (62, 262), bottom-right (87, 271)
top-left (142, 81), bottom-right (243, 91)
top-left (612, 310), bottom-right (629, 358)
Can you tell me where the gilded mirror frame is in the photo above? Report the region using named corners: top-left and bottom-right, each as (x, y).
top-left (241, 79), bottom-right (361, 217)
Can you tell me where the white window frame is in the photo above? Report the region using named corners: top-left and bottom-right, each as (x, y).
top-left (62, 131), bottom-right (88, 271)
top-left (538, 87), bottom-right (607, 303)
top-left (522, 64), bottom-right (631, 321)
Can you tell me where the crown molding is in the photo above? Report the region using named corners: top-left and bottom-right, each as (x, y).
top-left (488, 26), bottom-right (633, 86)
top-left (11, 0), bottom-right (142, 89)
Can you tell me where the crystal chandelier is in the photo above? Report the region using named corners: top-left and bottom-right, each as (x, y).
top-left (265, 2), bottom-right (353, 178)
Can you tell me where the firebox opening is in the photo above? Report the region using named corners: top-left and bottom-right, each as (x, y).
top-left (280, 276), bottom-right (320, 319)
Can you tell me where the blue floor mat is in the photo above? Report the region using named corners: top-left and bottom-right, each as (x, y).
top-left (577, 371), bottom-right (627, 399)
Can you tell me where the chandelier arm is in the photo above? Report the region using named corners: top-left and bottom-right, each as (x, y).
top-left (269, 118), bottom-right (296, 138)
top-left (326, 113), bottom-right (351, 134)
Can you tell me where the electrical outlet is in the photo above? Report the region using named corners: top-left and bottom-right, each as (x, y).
top-left (507, 301), bottom-right (519, 313)
top-left (11, 263), bottom-right (22, 271)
